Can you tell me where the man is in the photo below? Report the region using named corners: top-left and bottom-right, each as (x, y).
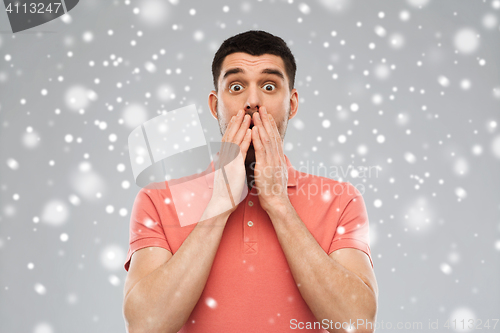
top-left (123, 30), bottom-right (378, 333)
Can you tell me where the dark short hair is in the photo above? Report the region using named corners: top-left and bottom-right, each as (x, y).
top-left (211, 30), bottom-right (297, 92)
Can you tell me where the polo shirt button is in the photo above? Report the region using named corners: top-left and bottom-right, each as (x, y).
top-left (248, 201), bottom-right (254, 206)
top-left (247, 221), bottom-right (254, 227)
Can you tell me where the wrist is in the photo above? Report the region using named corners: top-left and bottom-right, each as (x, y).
top-left (199, 199), bottom-right (232, 225)
top-left (265, 199), bottom-right (293, 220)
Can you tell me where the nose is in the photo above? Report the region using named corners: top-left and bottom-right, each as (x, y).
top-left (244, 86), bottom-right (261, 113)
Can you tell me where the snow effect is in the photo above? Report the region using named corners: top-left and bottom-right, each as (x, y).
top-left (100, 244), bottom-right (126, 271)
top-left (406, 0), bottom-right (430, 8)
top-left (449, 307), bottom-right (476, 332)
top-left (205, 297), bottom-right (218, 309)
top-left (454, 28), bottom-right (480, 54)
top-left (139, 0), bottom-right (170, 26)
top-left (41, 200), bottom-right (69, 226)
top-left (122, 103), bottom-right (149, 129)
top-left (33, 322), bottom-right (54, 333)
top-left (64, 85), bottom-right (94, 111)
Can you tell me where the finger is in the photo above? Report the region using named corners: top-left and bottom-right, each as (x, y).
top-left (268, 114), bottom-right (285, 164)
top-left (223, 110), bottom-right (245, 143)
top-left (239, 128), bottom-right (252, 160)
top-left (221, 115), bottom-right (235, 142)
top-left (220, 111), bottom-right (245, 166)
top-left (251, 125), bottom-right (266, 167)
top-left (232, 113), bottom-right (251, 146)
top-left (268, 114), bottom-right (288, 181)
top-left (259, 106), bottom-right (280, 166)
top-left (219, 115), bottom-right (235, 166)
top-left (219, 115), bottom-right (237, 161)
top-left (254, 112), bottom-right (273, 166)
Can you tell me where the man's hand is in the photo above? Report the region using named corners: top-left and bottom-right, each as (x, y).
top-left (251, 106), bottom-right (291, 213)
top-left (211, 109), bottom-right (252, 216)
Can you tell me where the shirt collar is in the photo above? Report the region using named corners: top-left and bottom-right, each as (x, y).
top-left (205, 153), bottom-right (297, 188)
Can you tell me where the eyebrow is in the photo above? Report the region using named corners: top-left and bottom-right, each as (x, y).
top-left (222, 68), bottom-right (285, 82)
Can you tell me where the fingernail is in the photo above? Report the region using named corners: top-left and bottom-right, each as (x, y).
top-left (237, 110), bottom-right (243, 116)
top-left (261, 107), bottom-right (267, 114)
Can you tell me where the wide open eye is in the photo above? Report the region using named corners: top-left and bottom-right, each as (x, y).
top-left (229, 83), bottom-right (243, 92)
top-left (263, 83), bottom-right (276, 91)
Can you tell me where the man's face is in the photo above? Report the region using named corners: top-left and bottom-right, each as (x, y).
top-left (209, 52), bottom-right (298, 161)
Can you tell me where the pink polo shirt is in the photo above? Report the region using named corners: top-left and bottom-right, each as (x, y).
top-left (124, 154), bottom-right (373, 332)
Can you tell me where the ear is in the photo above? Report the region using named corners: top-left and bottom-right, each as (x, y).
top-left (288, 88), bottom-right (299, 120)
top-left (208, 90), bottom-right (218, 120)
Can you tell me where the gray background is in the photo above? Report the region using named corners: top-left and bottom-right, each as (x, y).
top-left (1, 0), bottom-right (499, 332)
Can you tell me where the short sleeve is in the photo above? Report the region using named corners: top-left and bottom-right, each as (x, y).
top-left (124, 188), bottom-right (172, 272)
top-left (328, 182), bottom-right (373, 268)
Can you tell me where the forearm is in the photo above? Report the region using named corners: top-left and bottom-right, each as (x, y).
top-left (268, 204), bottom-right (377, 332)
top-left (124, 203), bottom-right (230, 333)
